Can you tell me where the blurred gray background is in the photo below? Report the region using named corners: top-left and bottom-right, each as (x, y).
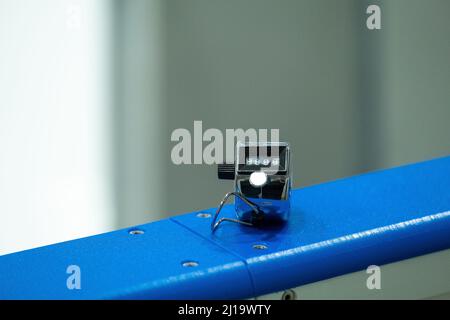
top-left (1, 0), bottom-right (450, 254)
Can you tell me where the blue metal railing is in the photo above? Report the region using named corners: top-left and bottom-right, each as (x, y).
top-left (1, 156), bottom-right (450, 299)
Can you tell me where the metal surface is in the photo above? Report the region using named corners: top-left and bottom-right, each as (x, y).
top-left (1, 156), bottom-right (450, 299)
top-left (234, 142), bottom-right (291, 225)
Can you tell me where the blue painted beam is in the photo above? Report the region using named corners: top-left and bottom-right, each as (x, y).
top-left (1, 156), bottom-right (450, 299)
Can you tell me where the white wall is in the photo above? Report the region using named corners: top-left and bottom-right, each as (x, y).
top-left (0, 0), bottom-right (114, 255)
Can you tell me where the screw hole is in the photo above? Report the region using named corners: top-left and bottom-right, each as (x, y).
top-left (196, 212), bottom-right (211, 218)
top-left (281, 289), bottom-right (296, 300)
top-left (252, 244), bottom-right (268, 250)
top-left (129, 229), bottom-right (144, 235)
top-left (182, 260), bottom-right (199, 267)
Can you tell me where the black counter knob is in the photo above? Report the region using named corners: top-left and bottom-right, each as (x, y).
top-left (217, 164), bottom-right (235, 180)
